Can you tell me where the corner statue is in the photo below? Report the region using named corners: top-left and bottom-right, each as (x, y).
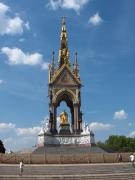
top-left (60, 111), bottom-right (68, 124)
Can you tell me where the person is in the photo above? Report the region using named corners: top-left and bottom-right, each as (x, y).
top-left (19, 161), bottom-right (24, 176)
top-left (129, 154), bottom-right (135, 166)
top-left (118, 153), bottom-right (122, 163)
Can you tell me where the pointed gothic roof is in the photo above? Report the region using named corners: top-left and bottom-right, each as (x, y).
top-left (49, 63), bottom-right (81, 85)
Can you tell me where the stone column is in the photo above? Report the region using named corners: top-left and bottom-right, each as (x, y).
top-left (54, 105), bottom-right (58, 134)
top-left (78, 109), bottom-right (82, 133)
top-left (49, 103), bottom-right (53, 132)
top-left (73, 103), bottom-right (79, 133)
top-left (52, 104), bottom-right (57, 134)
top-left (49, 103), bottom-right (57, 134)
top-left (71, 107), bottom-right (74, 133)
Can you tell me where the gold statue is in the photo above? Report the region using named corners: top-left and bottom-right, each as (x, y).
top-left (60, 111), bottom-right (68, 124)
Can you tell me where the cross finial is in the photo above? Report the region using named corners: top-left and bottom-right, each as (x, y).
top-left (62, 16), bottom-right (66, 24)
top-left (61, 16), bottom-right (67, 32)
top-left (75, 52), bottom-right (78, 64)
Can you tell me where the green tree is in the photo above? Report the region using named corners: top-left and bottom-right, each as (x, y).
top-left (0, 140), bottom-right (6, 153)
top-left (97, 135), bottom-right (135, 152)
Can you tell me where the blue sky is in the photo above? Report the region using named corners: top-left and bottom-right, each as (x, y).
top-left (0, 0), bottom-right (135, 151)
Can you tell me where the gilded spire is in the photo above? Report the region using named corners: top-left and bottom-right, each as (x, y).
top-left (58, 16), bottom-right (70, 67)
top-left (62, 16), bottom-right (66, 32)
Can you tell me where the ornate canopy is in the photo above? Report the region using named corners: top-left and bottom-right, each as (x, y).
top-left (48, 17), bottom-right (82, 134)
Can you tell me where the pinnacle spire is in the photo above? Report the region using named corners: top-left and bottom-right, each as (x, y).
top-left (73, 52), bottom-right (79, 78)
top-left (58, 16), bottom-right (70, 67)
top-left (52, 51), bottom-right (55, 66)
top-left (51, 51), bottom-right (55, 76)
top-left (75, 52), bottom-right (78, 64)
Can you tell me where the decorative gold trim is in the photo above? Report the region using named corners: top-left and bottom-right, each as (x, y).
top-left (50, 63), bottom-right (81, 85)
top-left (53, 88), bottom-right (76, 104)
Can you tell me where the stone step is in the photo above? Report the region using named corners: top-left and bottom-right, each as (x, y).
top-left (1, 174), bottom-right (135, 180)
top-left (0, 163), bottom-right (135, 179)
top-left (0, 164), bottom-right (134, 175)
top-left (33, 146), bottom-right (106, 154)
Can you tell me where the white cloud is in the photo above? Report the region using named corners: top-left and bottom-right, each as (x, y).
top-left (1, 47), bottom-right (42, 65)
top-left (3, 137), bottom-right (13, 145)
top-left (0, 2), bottom-right (9, 13)
top-left (3, 136), bottom-right (37, 152)
top-left (128, 131), bottom-right (135, 138)
top-left (47, 0), bottom-right (89, 13)
top-left (0, 123), bottom-right (16, 131)
top-left (0, 122), bottom-right (42, 151)
top-left (0, 2), bottom-right (29, 35)
top-left (47, 0), bottom-right (60, 10)
top-left (1, 47), bottom-right (48, 70)
top-left (16, 126), bottom-right (41, 136)
top-left (19, 38), bottom-right (25, 42)
top-left (0, 79), bottom-right (4, 84)
top-left (89, 122), bottom-right (113, 131)
top-left (41, 62), bottom-right (49, 70)
top-left (114, 109), bottom-right (128, 120)
top-left (88, 13), bottom-right (103, 26)
top-left (25, 21), bottom-right (30, 31)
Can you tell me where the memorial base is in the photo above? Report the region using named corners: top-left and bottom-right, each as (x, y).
top-left (38, 124), bottom-right (95, 146)
top-left (38, 132), bottom-right (94, 146)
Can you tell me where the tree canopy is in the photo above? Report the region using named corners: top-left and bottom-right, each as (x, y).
top-left (0, 140), bottom-right (6, 153)
top-left (97, 135), bottom-right (135, 152)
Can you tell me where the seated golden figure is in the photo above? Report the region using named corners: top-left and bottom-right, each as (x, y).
top-left (60, 111), bottom-right (68, 124)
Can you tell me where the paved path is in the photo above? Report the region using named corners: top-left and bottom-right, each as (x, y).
top-left (0, 163), bottom-right (135, 179)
